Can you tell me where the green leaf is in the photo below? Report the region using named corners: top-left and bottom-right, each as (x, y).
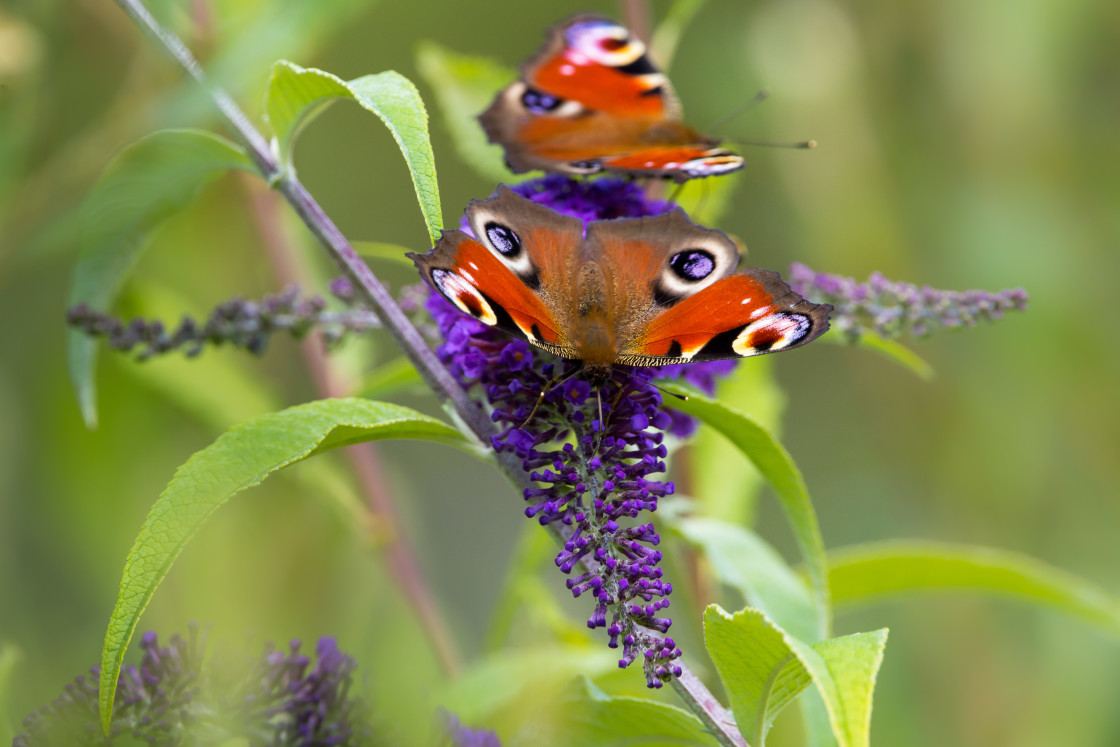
top-left (845, 333), bottom-right (935, 380)
top-left (0, 644), bottom-right (22, 746)
top-left (354, 355), bottom-right (424, 400)
top-left (828, 540), bottom-right (1120, 637)
top-left (67, 129), bottom-right (254, 428)
top-left (438, 646), bottom-right (616, 727)
top-left (352, 240), bottom-right (420, 268)
top-left (264, 61), bottom-right (443, 243)
top-left (415, 42), bottom-right (518, 184)
top-left (704, 606), bottom-right (888, 747)
top-left (99, 399), bottom-right (468, 733)
top-left (666, 386), bottom-right (831, 639)
top-left (511, 677), bottom-right (718, 747)
top-left (651, 0), bottom-right (709, 69)
top-left (673, 516), bottom-right (817, 642)
top-left (675, 168), bottom-right (742, 227)
top-left (685, 355), bottom-right (784, 524)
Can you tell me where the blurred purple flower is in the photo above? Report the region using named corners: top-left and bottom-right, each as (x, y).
top-left (67, 282), bottom-right (380, 360)
top-left (788, 262), bottom-right (1028, 342)
top-left (13, 627), bottom-right (374, 746)
top-left (442, 711), bottom-right (502, 746)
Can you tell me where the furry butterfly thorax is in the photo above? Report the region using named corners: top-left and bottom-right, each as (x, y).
top-left (409, 188), bottom-right (831, 384)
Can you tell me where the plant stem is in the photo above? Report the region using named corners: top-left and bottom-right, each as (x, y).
top-left (245, 179), bottom-right (462, 676)
top-left (110, 2), bottom-right (747, 744)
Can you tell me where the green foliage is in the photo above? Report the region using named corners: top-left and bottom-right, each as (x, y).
top-left (415, 42), bottom-right (517, 184)
top-left (0, 644), bottom-right (21, 746)
top-left (98, 399), bottom-right (468, 732)
top-left (689, 357), bottom-right (785, 524)
top-left (829, 540), bottom-right (1120, 636)
top-left (67, 130), bottom-right (254, 428)
top-left (352, 240), bottom-right (417, 267)
top-left (666, 385), bottom-right (831, 639)
top-left (519, 677), bottom-right (719, 747)
top-left (704, 606), bottom-right (887, 747)
top-left (674, 516), bottom-right (817, 643)
top-left (847, 333), bottom-right (935, 380)
top-left (354, 355), bottom-right (424, 400)
top-left (264, 61), bottom-right (443, 243)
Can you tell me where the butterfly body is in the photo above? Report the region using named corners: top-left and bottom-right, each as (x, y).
top-left (410, 188), bottom-right (831, 377)
top-left (480, 15), bottom-right (743, 182)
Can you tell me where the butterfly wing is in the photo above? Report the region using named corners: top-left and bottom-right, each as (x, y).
top-left (479, 15), bottom-right (743, 181)
top-left (585, 210), bottom-right (830, 365)
top-left (408, 187), bottom-right (585, 359)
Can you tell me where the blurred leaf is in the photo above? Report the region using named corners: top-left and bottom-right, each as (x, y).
top-left (0, 644), bottom-right (21, 746)
top-left (666, 386), bottom-right (831, 639)
top-left (118, 281), bottom-right (281, 428)
top-left (673, 516), bottom-right (817, 642)
top-left (67, 130), bottom-right (254, 429)
top-left (704, 605), bottom-right (887, 747)
top-left (510, 676), bottom-right (718, 747)
top-left (354, 355), bottom-right (424, 400)
top-left (650, 0), bottom-right (708, 69)
top-left (828, 541), bottom-right (1120, 637)
top-left (99, 399), bottom-right (469, 733)
top-left (415, 42), bottom-right (517, 184)
top-left (689, 356), bottom-right (784, 524)
top-left (438, 646), bottom-right (615, 728)
top-left (675, 168), bottom-right (741, 226)
top-left (352, 240), bottom-right (418, 268)
top-left (844, 333), bottom-right (935, 381)
top-left (264, 61), bottom-right (442, 243)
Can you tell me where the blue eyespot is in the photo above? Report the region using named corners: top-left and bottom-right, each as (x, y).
top-left (485, 222), bottom-right (521, 257)
top-left (520, 88), bottom-right (562, 114)
top-left (669, 249), bottom-right (715, 281)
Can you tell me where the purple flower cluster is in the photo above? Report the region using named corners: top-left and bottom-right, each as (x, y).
top-left (13, 628), bottom-right (374, 746)
top-left (788, 262), bottom-right (1029, 341)
top-left (425, 177), bottom-right (741, 687)
top-left (67, 281), bottom-right (380, 360)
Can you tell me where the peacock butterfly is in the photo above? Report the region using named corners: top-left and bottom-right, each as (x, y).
top-left (409, 188), bottom-right (830, 383)
top-left (479, 14), bottom-right (744, 183)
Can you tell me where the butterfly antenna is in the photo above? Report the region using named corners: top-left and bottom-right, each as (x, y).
top-left (732, 138), bottom-right (817, 149)
top-left (707, 88), bottom-right (771, 135)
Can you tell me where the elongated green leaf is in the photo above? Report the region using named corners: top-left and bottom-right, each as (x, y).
top-left (686, 355), bottom-right (784, 524)
top-left (666, 386), bottom-right (831, 639)
top-left (68, 130), bottom-right (254, 428)
top-left (651, 0), bottom-right (708, 69)
top-left (512, 677), bottom-right (718, 747)
top-left (355, 355), bottom-right (424, 400)
top-left (438, 646), bottom-right (616, 727)
top-left (673, 516), bottom-right (817, 642)
top-left (99, 399), bottom-right (468, 732)
top-left (828, 540), bottom-right (1120, 636)
top-left (0, 644), bottom-right (21, 746)
top-left (704, 606), bottom-right (887, 747)
top-left (415, 42), bottom-right (517, 184)
top-left (847, 333), bottom-right (935, 380)
top-left (265, 61), bottom-right (442, 243)
top-left (352, 240), bottom-right (419, 268)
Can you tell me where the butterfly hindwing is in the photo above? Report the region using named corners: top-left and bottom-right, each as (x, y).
top-left (624, 270), bottom-right (831, 365)
top-left (478, 15), bottom-right (743, 182)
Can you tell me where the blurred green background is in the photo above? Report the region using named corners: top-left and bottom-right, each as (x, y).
top-left (1, 0), bottom-right (1118, 744)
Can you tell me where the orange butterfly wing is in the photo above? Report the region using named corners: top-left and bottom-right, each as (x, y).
top-left (624, 271), bottom-right (831, 364)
